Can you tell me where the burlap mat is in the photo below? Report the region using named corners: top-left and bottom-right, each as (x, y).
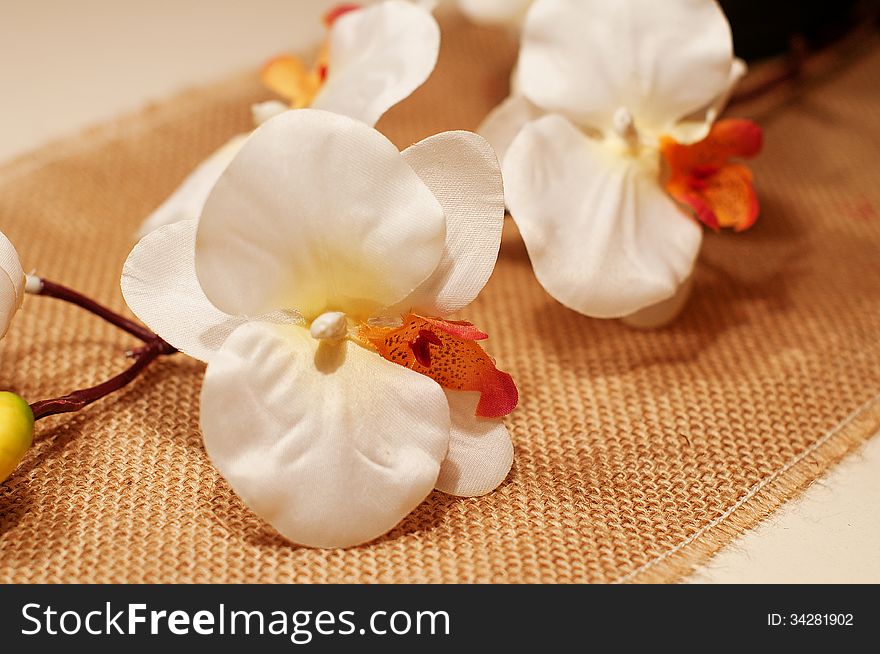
top-left (1, 15), bottom-right (879, 584)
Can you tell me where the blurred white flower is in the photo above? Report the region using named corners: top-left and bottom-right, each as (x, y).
top-left (0, 230), bottom-right (25, 340)
top-left (123, 110), bottom-right (516, 548)
top-left (138, 1), bottom-right (440, 237)
top-left (482, 0), bottom-right (758, 321)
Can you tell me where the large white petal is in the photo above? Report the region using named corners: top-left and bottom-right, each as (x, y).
top-left (435, 390), bottom-right (513, 497)
top-left (0, 230), bottom-right (24, 339)
top-left (478, 94), bottom-right (545, 162)
top-left (504, 114), bottom-right (702, 317)
top-left (122, 219), bottom-right (251, 363)
top-left (518, 0), bottom-right (734, 136)
top-left (387, 131), bottom-right (505, 317)
top-left (195, 109), bottom-right (446, 321)
top-left (200, 321), bottom-right (451, 548)
top-left (0, 273), bottom-right (17, 341)
top-left (137, 134), bottom-right (248, 238)
top-left (312, 1), bottom-right (440, 127)
top-left (666, 57), bottom-right (748, 144)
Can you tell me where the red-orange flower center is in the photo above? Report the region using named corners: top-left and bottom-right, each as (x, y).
top-left (661, 119), bottom-right (763, 232)
top-left (359, 314), bottom-right (518, 419)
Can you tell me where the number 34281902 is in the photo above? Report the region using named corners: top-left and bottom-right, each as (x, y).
top-left (768, 613), bottom-right (853, 626)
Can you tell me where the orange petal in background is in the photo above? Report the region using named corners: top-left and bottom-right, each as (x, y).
top-left (260, 55), bottom-right (322, 109)
top-left (662, 119), bottom-right (763, 231)
top-left (262, 5), bottom-right (357, 110)
top-left (323, 3), bottom-right (362, 26)
top-left (698, 164), bottom-right (759, 231)
top-left (360, 314), bottom-right (518, 419)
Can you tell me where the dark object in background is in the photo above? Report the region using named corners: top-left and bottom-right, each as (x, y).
top-left (720, 0), bottom-right (874, 60)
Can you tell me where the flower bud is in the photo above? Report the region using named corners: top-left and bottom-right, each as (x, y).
top-left (0, 391), bottom-right (34, 483)
top-left (1, 229), bottom-right (26, 340)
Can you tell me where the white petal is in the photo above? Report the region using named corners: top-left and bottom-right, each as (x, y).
top-left (666, 58), bottom-right (748, 144)
top-left (312, 1), bottom-right (440, 127)
top-left (621, 273), bottom-right (695, 329)
top-left (200, 321), bottom-right (451, 548)
top-left (435, 390), bottom-right (513, 497)
top-left (706, 57), bottom-right (748, 123)
top-left (0, 230), bottom-right (24, 339)
top-left (137, 134), bottom-right (248, 238)
top-left (196, 109), bottom-right (446, 321)
top-left (0, 231), bottom-right (24, 303)
top-left (517, 0), bottom-right (734, 136)
top-left (478, 94), bottom-right (545, 162)
top-left (122, 219), bottom-right (249, 363)
top-left (0, 274), bottom-right (17, 340)
top-left (459, 0), bottom-right (532, 27)
top-left (504, 114), bottom-right (702, 317)
top-left (388, 131), bottom-right (505, 317)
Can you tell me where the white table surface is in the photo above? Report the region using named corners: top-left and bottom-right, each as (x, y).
top-left (2, 0), bottom-right (878, 583)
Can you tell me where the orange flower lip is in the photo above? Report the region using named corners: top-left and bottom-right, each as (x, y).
top-left (360, 313), bottom-right (518, 419)
top-left (662, 119), bottom-right (763, 232)
top-left (410, 329), bottom-right (442, 367)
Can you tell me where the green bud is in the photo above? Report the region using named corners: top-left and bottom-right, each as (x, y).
top-left (0, 391), bottom-right (34, 483)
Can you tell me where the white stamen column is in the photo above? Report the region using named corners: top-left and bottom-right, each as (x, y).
top-left (309, 311), bottom-right (348, 340)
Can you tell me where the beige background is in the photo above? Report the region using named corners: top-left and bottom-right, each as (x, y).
top-left (1, 0), bottom-right (877, 583)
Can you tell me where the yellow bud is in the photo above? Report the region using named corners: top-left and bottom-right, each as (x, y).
top-left (0, 391), bottom-right (34, 483)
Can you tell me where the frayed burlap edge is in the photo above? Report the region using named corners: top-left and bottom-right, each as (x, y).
top-left (619, 395), bottom-right (880, 583)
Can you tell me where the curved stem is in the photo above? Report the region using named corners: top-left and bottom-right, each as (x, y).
top-left (32, 277), bottom-right (158, 344)
top-left (25, 276), bottom-right (177, 422)
top-left (30, 340), bottom-right (168, 420)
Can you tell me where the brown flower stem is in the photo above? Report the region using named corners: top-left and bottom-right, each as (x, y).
top-left (29, 340), bottom-right (170, 420)
top-left (34, 278), bottom-right (158, 344)
top-left (25, 277), bottom-right (177, 422)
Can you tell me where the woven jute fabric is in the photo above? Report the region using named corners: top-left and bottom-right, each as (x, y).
top-left (2, 15), bottom-right (879, 584)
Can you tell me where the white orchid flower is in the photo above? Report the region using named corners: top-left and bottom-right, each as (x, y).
top-left (480, 0), bottom-right (762, 322)
top-left (0, 230), bottom-right (26, 340)
top-left (122, 110), bottom-right (517, 548)
top-left (138, 1), bottom-right (440, 237)
top-left (458, 0), bottom-right (533, 28)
